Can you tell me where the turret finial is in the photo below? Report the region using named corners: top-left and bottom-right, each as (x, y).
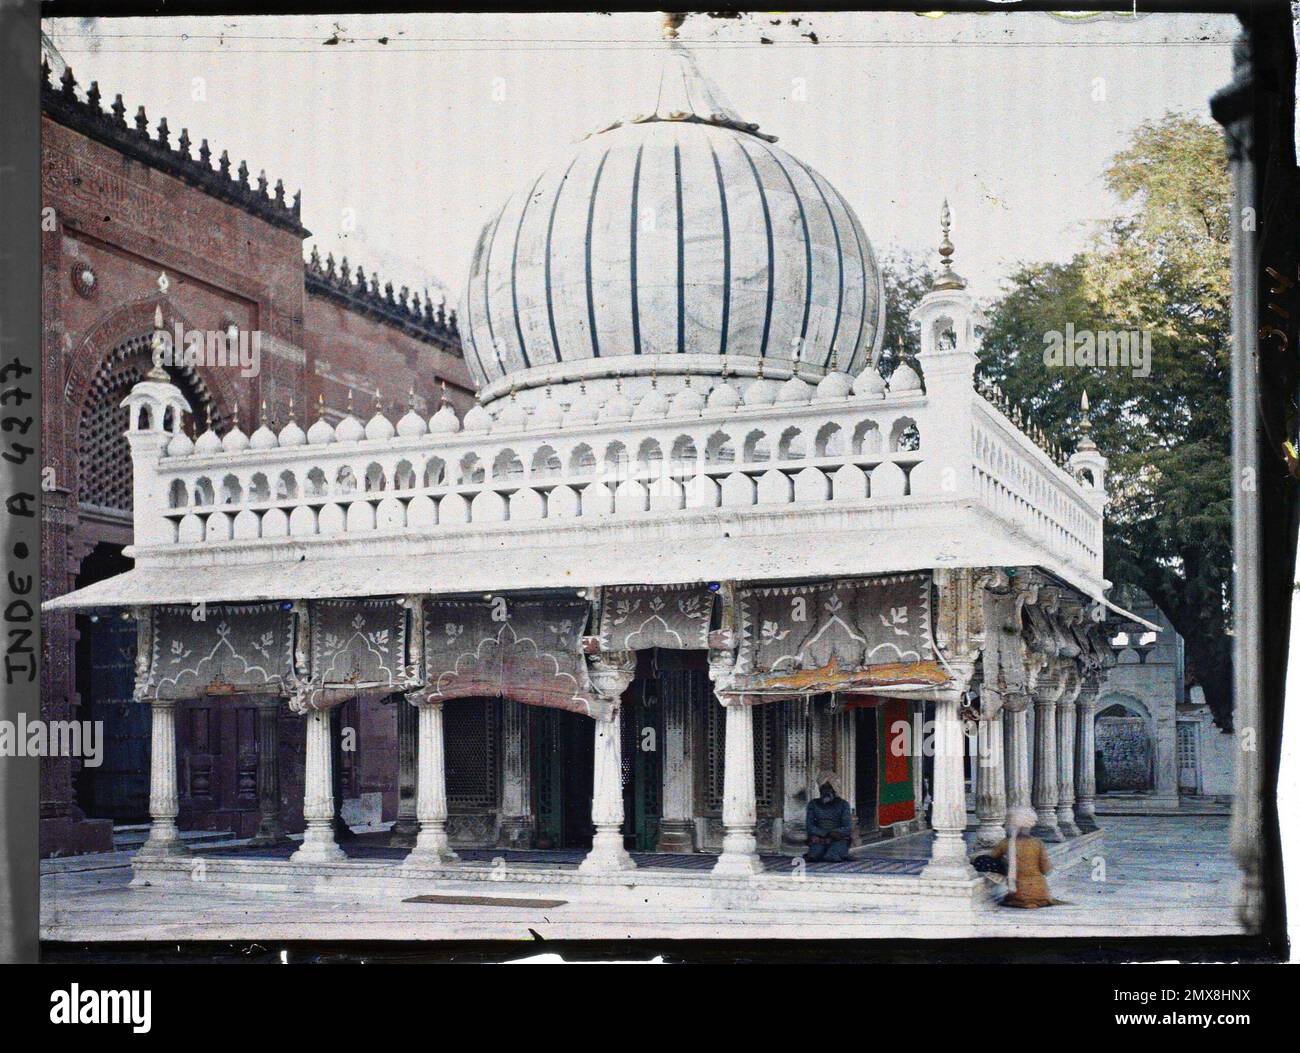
top-left (1077, 389), bottom-right (1097, 451)
top-left (317, 393), bottom-right (327, 421)
top-left (146, 300), bottom-right (171, 382)
top-left (288, 397), bottom-right (296, 424)
top-left (932, 198), bottom-right (967, 291)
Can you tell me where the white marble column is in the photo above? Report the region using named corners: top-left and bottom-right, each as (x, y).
top-left (291, 708), bottom-right (345, 863)
top-left (580, 651), bottom-right (636, 873)
top-left (251, 697), bottom-right (286, 845)
top-left (657, 686), bottom-right (695, 852)
top-left (390, 693), bottom-right (419, 847)
top-left (974, 710), bottom-right (1007, 849)
top-left (406, 699), bottom-right (459, 865)
top-left (1004, 705), bottom-right (1032, 819)
top-left (1031, 668), bottom-right (1064, 842)
top-left (1075, 677), bottom-right (1100, 832)
top-left (137, 699), bottom-right (190, 859)
top-left (781, 700), bottom-right (811, 850)
top-left (498, 699), bottom-right (534, 849)
top-left (1055, 673), bottom-right (1082, 837)
top-left (923, 693), bottom-right (975, 878)
top-left (714, 696), bottom-right (764, 876)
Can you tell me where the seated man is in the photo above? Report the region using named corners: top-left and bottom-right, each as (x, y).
top-left (805, 774), bottom-right (852, 863)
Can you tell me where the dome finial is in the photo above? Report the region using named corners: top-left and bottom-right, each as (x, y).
top-left (933, 197), bottom-right (967, 291)
top-left (288, 397), bottom-right (296, 424)
top-left (317, 393), bottom-right (326, 420)
top-left (1077, 389), bottom-right (1097, 451)
top-left (661, 12), bottom-right (686, 40)
top-left (146, 299), bottom-right (171, 383)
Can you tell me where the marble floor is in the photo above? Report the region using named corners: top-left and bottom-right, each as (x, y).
top-left (40, 816), bottom-right (1246, 943)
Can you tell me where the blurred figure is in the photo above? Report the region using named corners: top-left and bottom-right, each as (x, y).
top-left (805, 772), bottom-right (852, 862)
top-left (990, 806), bottom-right (1062, 908)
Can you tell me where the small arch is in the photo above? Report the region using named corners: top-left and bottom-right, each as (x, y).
top-left (194, 477), bottom-right (216, 506)
top-left (636, 438), bottom-right (663, 476)
top-left (532, 445), bottom-right (562, 479)
top-left (335, 465), bottom-right (358, 495)
top-left (670, 435), bottom-right (698, 474)
top-left (219, 473), bottom-right (242, 505)
top-left (364, 462), bottom-right (387, 492)
top-left (306, 467), bottom-right (328, 497)
top-left (275, 470), bottom-right (298, 500)
top-left (891, 417), bottom-right (921, 453)
top-left (493, 448), bottom-right (525, 480)
top-left (705, 430), bottom-right (735, 466)
top-left (852, 420), bottom-right (882, 456)
top-left (424, 457), bottom-right (447, 487)
top-left (393, 459), bottom-right (416, 490)
top-left (815, 422), bottom-right (846, 457)
top-left (162, 406), bottom-right (175, 433)
top-left (168, 479), bottom-right (188, 509)
top-left (458, 452), bottom-right (485, 485)
top-left (569, 443), bottom-right (597, 475)
top-left (604, 441), bottom-right (629, 480)
top-left (249, 472), bottom-right (271, 502)
top-left (778, 427), bottom-right (806, 460)
top-left (743, 430), bottom-right (770, 463)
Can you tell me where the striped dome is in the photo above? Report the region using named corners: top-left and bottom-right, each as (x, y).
top-left (463, 114), bottom-right (884, 402)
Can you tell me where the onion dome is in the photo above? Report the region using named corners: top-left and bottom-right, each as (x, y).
top-left (249, 402), bottom-right (278, 451)
top-left (397, 390), bottom-right (428, 438)
top-left (816, 352), bottom-right (855, 399)
top-left (365, 391), bottom-right (396, 440)
top-left (335, 391), bottom-right (365, 443)
top-left (463, 403), bottom-right (493, 432)
top-left (195, 427), bottom-right (223, 455)
top-left (707, 377), bottom-right (741, 410)
top-left (307, 396), bottom-right (336, 445)
top-left (222, 407), bottom-right (249, 453)
top-left (853, 366), bottom-right (888, 398)
top-left (889, 361), bottom-right (923, 394)
top-left (777, 368), bottom-right (813, 405)
top-left (633, 378), bottom-right (669, 421)
top-left (672, 376), bottom-right (705, 415)
top-left (565, 383), bottom-right (599, 426)
top-left (743, 361), bottom-right (779, 407)
top-left (429, 401), bottom-right (461, 434)
top-left (600, 382), bottom-right (634, 423)
top-left (534, 387), bottom-right (566, 431)
top-left (496, 392), bottom-right (529, 432)
top-left (166, 430), bottom-right (194, 457)
top-left (461, 33), bottom-right (884, 404)
top-left (278, 400), bottom-right (306, 447)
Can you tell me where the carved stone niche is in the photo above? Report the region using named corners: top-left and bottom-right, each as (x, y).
top-left (974, 569), bottom-right (1037, 719)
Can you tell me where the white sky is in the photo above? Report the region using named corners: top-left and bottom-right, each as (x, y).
top-left (45, 10), bottom-right (1236, 308)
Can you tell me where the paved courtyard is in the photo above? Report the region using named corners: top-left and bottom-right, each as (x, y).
top-left (40, 816), bottom-right (1244, 943)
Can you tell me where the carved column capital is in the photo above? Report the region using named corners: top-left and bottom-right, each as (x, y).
top-left (588, 649), bottom-right (636, 710)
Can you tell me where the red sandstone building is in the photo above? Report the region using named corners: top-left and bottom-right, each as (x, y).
top-left (39, 59), bottom-right (473, 854)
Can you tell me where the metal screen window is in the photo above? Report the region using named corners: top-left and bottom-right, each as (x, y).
top-left (444, 699), bottom-right (499, 809)
top-left (703, 701), bottom-right (779, 814)
top-left (78, 335), bottom-right (222, 514)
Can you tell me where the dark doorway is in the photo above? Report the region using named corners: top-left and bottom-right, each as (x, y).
top-left (853, 704), bottom-right (880, 839)
top-left (74, 543), bottom-right (148, 821)
top-left (530, 706), bottom-right (594, 850)
top-left (621, 650), bottom-right (682, 852)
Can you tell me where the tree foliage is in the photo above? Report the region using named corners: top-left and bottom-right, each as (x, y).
top-left (975, 113), bottom-right (1233, 726)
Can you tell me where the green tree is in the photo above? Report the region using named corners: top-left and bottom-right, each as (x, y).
top-left (877, 249), bottom-right (934, 376)
top-left (978, 113), bottom-right (1233, 727)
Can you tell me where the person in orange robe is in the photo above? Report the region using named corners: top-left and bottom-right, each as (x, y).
top-left (990, 806), bottom-right (1063, 908)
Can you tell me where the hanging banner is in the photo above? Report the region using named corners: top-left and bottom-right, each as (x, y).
top-left (878, 698), bottom-right (916, 826)
top-left (597, 583), bottom-right (714, 652)
top-left (145, 604), bottom-right (294, 700)
top-left (732, 573), bottom-right (946, 698)
top-left (289, 598), bottom-right (417, 710)
top-left (423, 596), bottom-right (597, 715)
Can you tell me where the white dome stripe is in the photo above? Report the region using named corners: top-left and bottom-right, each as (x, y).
top-left (758, 141), bottom-right (814, 349)
top-left (734, 139), bottom-right (775, 360)
top-left (510, 171), bottom-right (547, 369)
top-left (543, 156), bottom-right (579, 364)
top-left (795, 158), bottom-right (846, 368)
top-left (708, 140), bottom-right (732, 358)
top-left (629, 142), bottom-right (645, 356)
top-left (584, 148), bottom-right (612, 358)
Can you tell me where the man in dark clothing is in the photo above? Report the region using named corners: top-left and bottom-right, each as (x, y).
top-left (805, 777), bottom-right (852, 862)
